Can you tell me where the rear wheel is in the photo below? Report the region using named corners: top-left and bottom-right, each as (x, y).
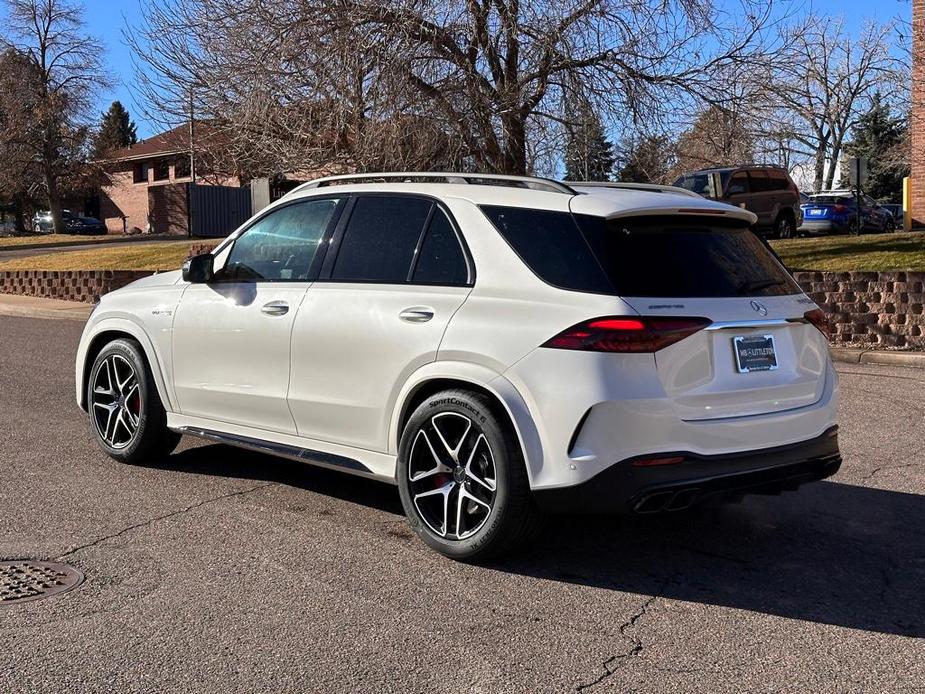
top-left (774, 213), bottom-right (795, 239)
top-left (87, 339), bottom-right (180, 464)
top-left (884, 217), bottom-right (896, 233)
top-left (397, 389), bottom-right (542, 561)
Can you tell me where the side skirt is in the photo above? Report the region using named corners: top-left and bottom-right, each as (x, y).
top-left (173, 424), bottom-right (397, 485)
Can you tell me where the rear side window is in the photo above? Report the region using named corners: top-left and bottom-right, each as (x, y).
top-left (767, 170), bottom-right (790, 191)
top-left (747, 171), bottom-right (771, 192)
top-left (575, 215), bottom-right (801, 297)
top-left (332, 196), bottom-right (432, 282)
top-left (412, 209), bottom-right (469, 285)
top-left (480, 206), bottom-right (613, 294)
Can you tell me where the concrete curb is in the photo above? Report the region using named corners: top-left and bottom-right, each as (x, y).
top-left (830, 347), bottom-right (925, 369)
top-left (0, 295), bottom-right (91, 322)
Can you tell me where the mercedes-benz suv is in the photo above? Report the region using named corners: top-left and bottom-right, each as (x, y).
top-left (76, 173), bottom-right (841, 560)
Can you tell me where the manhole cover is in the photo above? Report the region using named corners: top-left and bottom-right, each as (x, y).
top-left (0, 561), bottom-right (84, 605)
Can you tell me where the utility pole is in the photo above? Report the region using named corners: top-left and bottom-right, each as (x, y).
top-left (189, 87), bottom-right (196, 184)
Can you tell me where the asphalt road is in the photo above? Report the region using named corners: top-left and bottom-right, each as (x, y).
top-left (1, 315), bottom-right (923, 693)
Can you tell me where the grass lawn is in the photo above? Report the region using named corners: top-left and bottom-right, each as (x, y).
top-left (0, 241), bottom-right (198, 271)
top-left (770, 232), bottom-right (925, 272)
top-left (0, 233), bottom-right (113, 249)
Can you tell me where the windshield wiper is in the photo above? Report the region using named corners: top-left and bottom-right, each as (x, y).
top-left (738, 278), bottom-right (785, 294)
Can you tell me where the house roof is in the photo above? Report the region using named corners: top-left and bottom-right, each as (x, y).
top-left (103, 122), bottom-right (222, 162)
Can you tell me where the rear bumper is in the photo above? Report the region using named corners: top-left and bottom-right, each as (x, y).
top-left (800, 219), bottom-right (849, 234)
top-left (534, 426), bottom-right (841, 514)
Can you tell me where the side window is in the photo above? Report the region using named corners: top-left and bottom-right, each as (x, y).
top-left (412, 209), bottom-right (469, 286)
top-left (332, 196), bottom-right (432, 282)
top-left (480, 206), bottom-right (612, 293)
top-left (726, 171), bottom-right (749, 196)
top-left (223, 199), bottom-right (339, 281)
top-left (767, 170), bottom-right (789, 191)
top-left (747, 171), bottom-right (770, 192)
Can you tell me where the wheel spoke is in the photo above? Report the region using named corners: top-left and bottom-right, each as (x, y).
top-left (413, 481), bottom-right (454, 537)
top-left (464, 434), bottom-right (497, 492)
top-left (430, 413), bottom-right (472, 463)
top-left (455, 485), bottom-right (491, 540)
top-left (90, 353), bottom-right (139, 449)
top-left (409, 430), bottom-right (452, 482)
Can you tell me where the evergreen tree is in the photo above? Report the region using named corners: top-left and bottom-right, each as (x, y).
top-left (92, 101), bottom-right (138, 159)
top-left (842, 94), bottom-right (908, 202)
top-left (563, 97), bottom-right (615, 181)
top-left (616, 135), bottom-right (676, 183)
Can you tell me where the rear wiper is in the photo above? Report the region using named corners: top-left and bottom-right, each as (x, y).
top-left (738, 278), bottom-right (785, 294)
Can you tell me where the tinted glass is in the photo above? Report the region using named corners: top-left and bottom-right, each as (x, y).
top-left (747, 171), bottom-right (771, 192)
top-left (333, 196), bottom-right (432, 282)
top-left (412, 209), bottom-right (469, 285)
top-left (673, 173), bottom-right (716, 197)
top-left (810, 196), bottom-right (855, 206)
top-left (576, 215), bottom-right (801, 297)
top-left (224, 199), bottom-right (339, 281)
top-left (480, 206), bottom-right (612, 293)
top-left (767, 170), bottom-right (790, 191)
top-left (726, 171), bottom-right (749, 195)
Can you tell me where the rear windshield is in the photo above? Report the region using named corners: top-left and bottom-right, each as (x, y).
top-left (672, 173), bottom-right (717, 198)
top-left (480, 207), bottom-right (801, 298)
top-left (808, 196), bottom-right (854, 205)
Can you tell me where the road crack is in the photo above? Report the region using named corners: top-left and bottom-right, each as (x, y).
top-left (56, 482), bottom-right (275, 559)
top-left (575, 596), bottom-right (657, 692)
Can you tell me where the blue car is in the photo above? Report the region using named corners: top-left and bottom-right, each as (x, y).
top-left (799, 191), bottom-right (896, 235)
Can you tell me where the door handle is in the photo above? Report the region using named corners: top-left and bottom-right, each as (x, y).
top-left (261, 301), bottom-right (289, 316)
top-left (399, 307), bottom-right (434, 323)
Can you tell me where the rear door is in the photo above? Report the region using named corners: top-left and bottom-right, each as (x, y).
top-left (577, 215), bottom-right (829, 421)
top-left (288, 195), bottom-right (472, 451)
top-left (745, 170), bottom-right (774, 228)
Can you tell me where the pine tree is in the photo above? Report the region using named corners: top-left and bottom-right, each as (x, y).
top-left (563, 97), bottom-right (615, 181)
top-left (616, 135), bottom-right (676, 183)
top-left (842, 94), bottom-right (908, 203)
top-left (91, 101), bottom-right (138, 159)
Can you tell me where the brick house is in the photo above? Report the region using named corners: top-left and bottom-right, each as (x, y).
top-left (99, 123), bottom-right (241, 235)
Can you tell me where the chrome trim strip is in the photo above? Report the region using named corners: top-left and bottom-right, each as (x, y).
top-left (705, 318), bottom-right (807, 331)
top-left (175, 426), bottom-right (388, 481)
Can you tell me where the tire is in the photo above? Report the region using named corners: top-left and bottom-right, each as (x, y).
top-left (397, 389), bottom-right (543, 561)
top-left (884, 217), bottom-right (895, 233)
top-left (774, 213), bottom-right (795, 239)
top-left (86, 339), bottom-right (180, 464)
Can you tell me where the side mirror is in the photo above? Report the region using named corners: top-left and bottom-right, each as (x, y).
top-left (182, 253), bottom-right (214, 283)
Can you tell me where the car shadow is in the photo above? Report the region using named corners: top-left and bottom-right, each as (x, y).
top-left (156, 444), bottom-right (922, 638)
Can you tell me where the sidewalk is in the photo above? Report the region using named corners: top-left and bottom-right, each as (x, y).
top-left (0, 294), bottom-right (92, 321)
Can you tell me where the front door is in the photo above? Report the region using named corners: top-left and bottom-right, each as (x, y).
top-left (288, 195), bottom-right (473, 451)
top-left (172, 197), bottom-right (343, 434)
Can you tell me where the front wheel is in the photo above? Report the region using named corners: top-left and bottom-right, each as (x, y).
top-left (397, 389), bottom-right (542, 561)
top-left (87, 339), bottom-right (180, 464)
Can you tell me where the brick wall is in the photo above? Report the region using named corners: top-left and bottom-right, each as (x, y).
top-left (794, 271), bottom-right (925, 349)
top-left (100, 167), bottom-right (150, 234)
top-left (0, 270), bottom-right (152, 303)
top-left (189, 241), bottom-right (220, 257)
top-left (912, 0), bottom-right (925, 227)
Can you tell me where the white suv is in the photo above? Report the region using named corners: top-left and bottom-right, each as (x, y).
top-left (76, 173), bottom-right (841, 560)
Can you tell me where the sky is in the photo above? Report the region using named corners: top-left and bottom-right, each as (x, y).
top-left (2, 0), bottom-right (914, 140)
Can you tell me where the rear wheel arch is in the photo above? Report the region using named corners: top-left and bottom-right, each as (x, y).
top-left (392, 373), bottom-right (543, 487)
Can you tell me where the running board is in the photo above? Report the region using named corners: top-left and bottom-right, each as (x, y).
top-left (175, 426), bottom-right (375, 476)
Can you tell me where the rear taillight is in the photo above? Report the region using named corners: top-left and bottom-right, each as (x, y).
top-left (804, 309), bottom-right (830, 340)
top-left (542, 316), bottom-right (711, 353)
top-left (833, 204), bottom-right (848, 214)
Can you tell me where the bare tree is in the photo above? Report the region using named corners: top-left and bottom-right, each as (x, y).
top-left (128, 0), bottom-right (793, 177)
top-left (1, 0), bottom-right (105, 233)
top-left (769, 16), bottom-right (900, 192)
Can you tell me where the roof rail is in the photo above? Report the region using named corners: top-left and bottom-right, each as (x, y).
top-left (570, 181), bottom-right (701, 199)
top-left (285, 172), bottom-right (576, 197)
